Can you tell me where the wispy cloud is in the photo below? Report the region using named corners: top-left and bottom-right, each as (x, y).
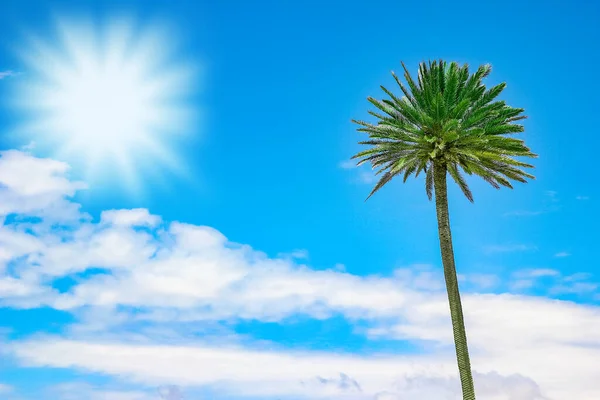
top-left (0, 384), bottom-right (13, 394)
top-left (45, 382), bottom-right (156, 400)
top-left (339, 159), bottom-right (378, 185)
top-left (158, 385), bottom-right (185, 400)
top-left (554, 251), bottom-right (570, 258)
top-left (563, 272), bottom-right (592, 282)
top-left (503, 210), bottom-right (545, 217)
top-left (339, 159), bottom-right (358, 169)
top-left (509, 279), bottom-right (536, 291)
top-left (504, 190), bottom-right (560, 217)
top-left (576, 195), bottom-right (590, 201)
top-left (0, 70), bottom-right (16, 79)
top-left (483, 244), bottom-right (537, 254)
top-left (357, 170), bottom-right (377, 184)
top-left (509, 268), bottom-right (599, 298)
top-left (20, 141), bottom-right (36, 152)
top-left (545, 190), bottom-right (559, 202)
top-left (549, 282), bottom-right (599, 296)
top-left (509, 268), bottom-right (560, 292)
top-left (512, 268), bottom-right (560, 279)
top-left (277, 249), bottom-right (309, 260)
top-left (458, 273), bottom-right (500, 290)
top-left (332, 263), bottom-right (347, 272)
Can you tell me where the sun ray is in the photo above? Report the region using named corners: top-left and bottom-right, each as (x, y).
top-left (10, 15), bottom-right (198, 192)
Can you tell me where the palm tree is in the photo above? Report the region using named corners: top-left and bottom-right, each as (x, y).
top-left (351, 60), bottom-right (536, 400)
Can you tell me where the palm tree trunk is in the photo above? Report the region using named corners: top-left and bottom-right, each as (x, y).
top-left (433, 162), bottom-right (476, 400)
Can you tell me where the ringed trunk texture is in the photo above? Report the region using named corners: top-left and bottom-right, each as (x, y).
top-left (433, 162), bottom-right (476, 400)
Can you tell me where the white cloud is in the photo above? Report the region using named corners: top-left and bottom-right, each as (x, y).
top-left (576, 196), bottom-right (590, 201)
top-left (0, 151), bottom-right (84, 198)
top-left (554, 251), bottom-right (570, 258)
top-left (100, 209), bottom-right (161, 228)
top-left (2, 151), bottom-right (600, 399)
top-left (374, 372), bottom-right (548, 400)
top-left (9, 338), bottom-right (556, 400)
top-left (0, 150), bottom-right (87, 222)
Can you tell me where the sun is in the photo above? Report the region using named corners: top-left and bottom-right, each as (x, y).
top-left (11, 16), bottom-right (197, 190)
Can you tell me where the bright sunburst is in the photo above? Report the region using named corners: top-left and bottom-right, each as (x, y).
top-left (12, 16), bottom-right (197, 189)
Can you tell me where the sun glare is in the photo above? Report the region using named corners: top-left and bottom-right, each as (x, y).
top-left (12, 16), bottom-right (197, 189)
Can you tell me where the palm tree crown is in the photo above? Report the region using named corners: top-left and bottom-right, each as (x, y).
top-left (352, 60), bottom-right (537, 201)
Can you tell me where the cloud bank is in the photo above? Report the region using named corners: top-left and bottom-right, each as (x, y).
top-left (0, 150), bottom-right (599, 399)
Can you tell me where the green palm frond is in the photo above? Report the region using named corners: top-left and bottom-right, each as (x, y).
top-left (352, 59), bottom-right (537, 202)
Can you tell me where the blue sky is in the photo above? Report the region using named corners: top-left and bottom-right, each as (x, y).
top-left (0, 0), bottom-right (599, 399)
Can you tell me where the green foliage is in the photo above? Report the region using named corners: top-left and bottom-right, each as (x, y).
top-left (351, 60), bottom-right (537, 201)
